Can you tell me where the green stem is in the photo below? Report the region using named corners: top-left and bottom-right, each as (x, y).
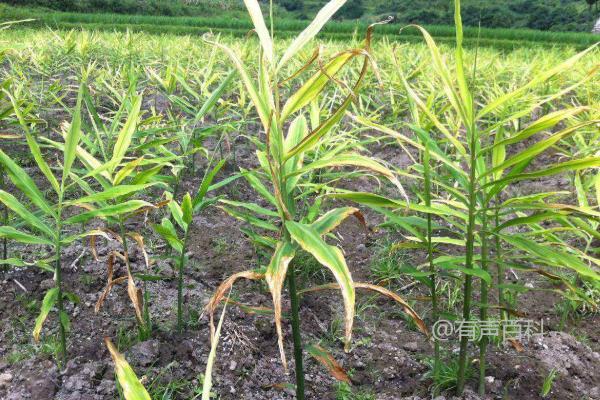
top-left (177, 231), bottom-right (189, 333)
top-left (495, 206), bottom-right (506, 321)
top-left (55, 203), bottom-right (67, 364)
top-left (424, 144), bottom-right (440, 383)
top-left (456, 127), bottom-right (478, 394)
top-left (478, 211), bottom-right (489, 396)
top-left (287, 262), bottom-right (305, 399)
top-left (1, 166), bottom-right (7, 270)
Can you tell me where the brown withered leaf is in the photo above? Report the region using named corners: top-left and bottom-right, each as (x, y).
top-left (95, 251), bottom-right (127, 313)
top-left (508, 338), bottom-right (524, 352)
top-left (205, 270), bottom-right (265, 339)
top-left (307, 344), bottom-right (351, 384)
top-left (127, 267), bottom-right (145, 325)
top-left (300, 282), bottom-right (429, 338)
top-left (224, 298), bottom-right (274, 316)
top-left (261, 382), bottom-right (296, 391)
top-left (127, 232), bottom-right (149, 269)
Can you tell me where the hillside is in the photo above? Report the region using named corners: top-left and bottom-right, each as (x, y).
top-left (3, 0), bottom-right (600, 32)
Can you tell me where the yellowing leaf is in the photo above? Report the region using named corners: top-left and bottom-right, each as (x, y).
top-left (265, 241), bottom-right (296, 370)
top-left (286, 221), bottom-right (355, 351)
top-left (33, 287), bottom-right (59, 342)
top-left (104, 337), bottom-right (151, 400)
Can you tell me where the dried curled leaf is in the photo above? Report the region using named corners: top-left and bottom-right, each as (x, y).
top-left (307, 343), bottom-right (351, 383)
top-left (265, 241), bottom-right (296, 371)
top-left (300, 282), bottom-right (429, 338)
top-left (204, 270), bottom-right (265, 338)
top-left (127, 267), bottom-right (145, 326)
top-left (127, 232), bottom-right (149, 269)
top-left (95, 251), bottom-right (127, 313)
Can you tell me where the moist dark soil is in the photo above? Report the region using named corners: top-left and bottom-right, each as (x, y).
top-left (0, 123), bottom-right (599, 400)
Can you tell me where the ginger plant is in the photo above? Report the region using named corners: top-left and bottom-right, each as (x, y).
top-left (0, 85), bottom-right (90, 363)
top-left (46, 80), bottom-right (170, 339)
top-left (200, 1), bottom-right (426, 398)
top-left (334, 0), bottom-right (600, 395)
top-left (153, 159), bottom-right (225, 333)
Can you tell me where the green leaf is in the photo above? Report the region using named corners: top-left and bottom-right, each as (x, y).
top-left (501, 234), bottom-right (600, 281)
top-left (241, 169), bottom-right (277, 207)
top-left (483, 122), bottom-right (595, 179)
top-left (0, 149), bottom-right (55, 218)
top-left (286, 220), bottom-right (355, 350)
top-left (203, 37), bottom-right (270, 130)
top-left (153, 218), bottom-right (183, 253)
top-left (33, 287), bottom-right (59, 342)
top-left (281, 52), bottom-right (354, 121)
top-left (166, 194), bottom-right (185, 231)
top-left (477, 43), bottom-right (599, 119)
top-left (182, 193), bottom-right (193, 227)
top-left (284, 95), bottom-right (350, 161)
top-left (439, 265), bottom-right (491, 285)
top-left (277, 0), bottom-right (347, 70)
top-left (0, 190), bottom-right (55, 239)
top-left (284, 115), bottom-right (308, 193)
top-left (219, 199), bottom-right (278, 217)
top-left (221, 206), bottom-right (278, 232)
top-left (487, 157), bottom-right (600, 188)
top-left (311, 207), bottom-right (361, 235)
top-left (0, 226), bottom-right (54, 246)
top-left (59, 310), bottom-right (71, 333)
top-left (114, 157), bottom-right (145, 185)
top-left (68, 184), bottom-right (151, 206)
top-left (109, 95), bottom-right (142, 174)
top-left (63, 87), bottom-right (83, 187)
top-left (195, 70), bottom-right (235, 122)
top-left (194, 159), bottom-right (226, 207)
top-left (288, 153), bottom-right (408, 201)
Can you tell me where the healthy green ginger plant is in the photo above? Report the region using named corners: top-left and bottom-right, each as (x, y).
top-left (0, 85), bottom-right (90, 363)
top-left (153, 158), bottom-right (225, 333)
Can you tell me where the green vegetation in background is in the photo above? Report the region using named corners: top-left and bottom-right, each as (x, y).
top-left (1, 4), bottom-right (599, 50)
top-left (4, 0), bottom-right (600, 32)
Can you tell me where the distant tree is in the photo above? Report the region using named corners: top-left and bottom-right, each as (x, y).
top-left (585, 0), bottom-right (599, 13)
top-left (279, 0), bottom-right (303, 13)
top-left (336, 0), bottom-right (364, 20)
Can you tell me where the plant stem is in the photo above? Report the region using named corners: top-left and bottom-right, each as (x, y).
top-left (177, 231), bottom-right (189, 333)
top-left (287, 262), bottom-right (305, 399)
top-left (456, 126), bottom-right (478, 394)
top-left (478, 210), bottom-right (489, 396)
top-left (495, 206), bottom-right (506, 321)
top-left (55, 203), bottom-right (67, 364)
top-left (423, 144), bottom-right (440, 383)
top-left (1, 166), bottom-right (7, 271)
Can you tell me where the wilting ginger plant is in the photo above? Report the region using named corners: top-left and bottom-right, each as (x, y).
top-left (200, 1), bottom-right (427, 398)
top-left (335, 0), bottom-right (600, 395)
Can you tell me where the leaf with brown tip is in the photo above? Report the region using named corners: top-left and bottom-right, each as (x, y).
top-left (307, 343), bottom-right (351, 384)
top-left (265, 241), bottom-right (296, 370)
top-left (300, 282), bottom-right (429, 338)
